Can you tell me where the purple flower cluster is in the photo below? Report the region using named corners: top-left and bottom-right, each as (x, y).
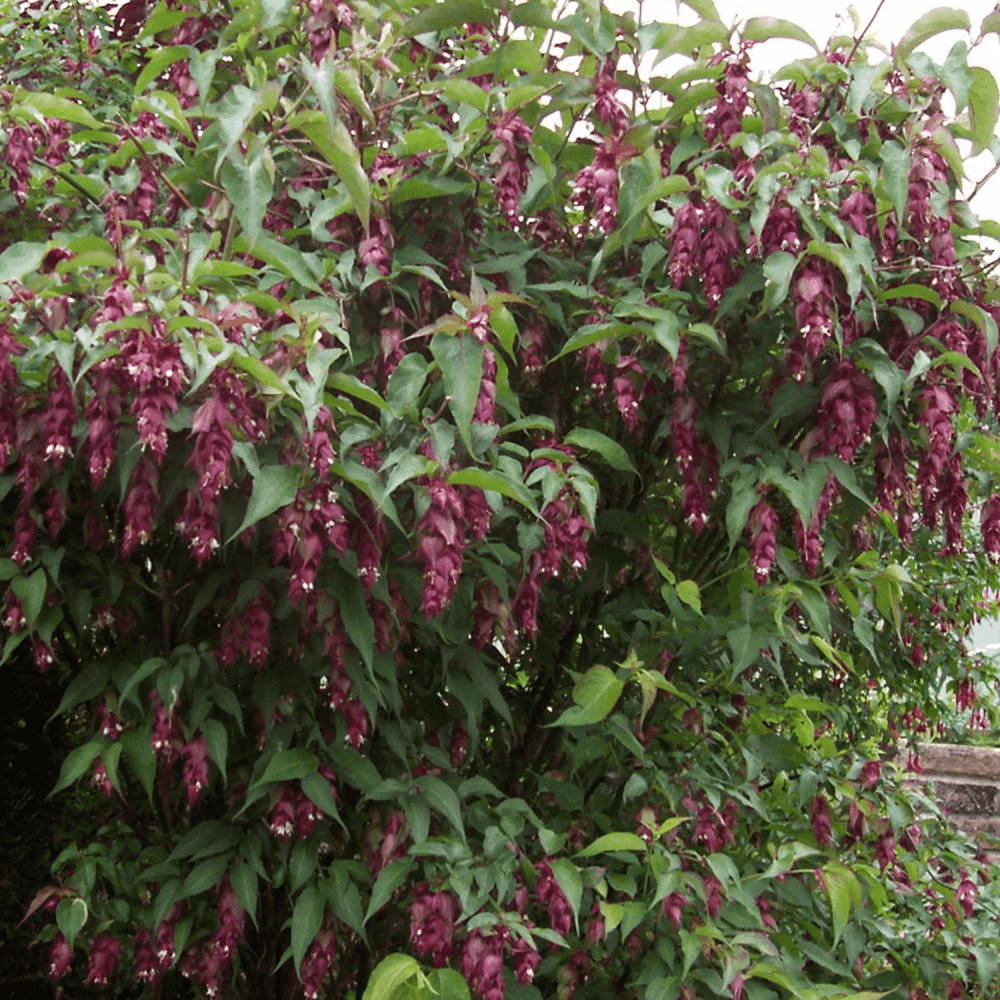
top-left (704, 47), bottom-right (751, 144)
top-left (573, 141), bottom-right (619, 233)
top-left (216, 594), bottom-right (272, 669)
top-left (409, 884), bottom-right (461, 967)
top-left (84, 933), bottom-right (121, 987)
top-left (271, 483), bottom-right (349, 609)
top-left (668, 198), bottom-right (740, 307)
top-left (133, 901), bottom-right (183, 987)
top-left (268, 781), bottom-right (325, 842)
top-left (177, 392), bottom-right (234, 565)
top-left (460, 928), bottom-right (505, 1000)
top-left (593, 60), bottom-right (628, 135)
top-left (747, 495), bottom-right (780, 584)
top-left (492, 112), bottom-right (533, 226)
top-left (305, 0), bottom-right (353, 62)
top-left (535, 860), bottom-right (573, 937)
top-left (320, 612), bottom-right (370, 747)
top-left (301, 924), bottom-right (338, 998)
top-left (179, 877), bottom-right (246, 995)
top-left (417, 477), bottom-right (467, 618)
top-left (181, 736), bottom-right (211, 807)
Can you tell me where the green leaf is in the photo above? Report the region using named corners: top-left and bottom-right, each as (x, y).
top-left (431, 333), bottom-right (484, 453)
top-left (289, 840), bottom-right (319, 893)
top-left (257, 748), bottom-right (317, 786)
top-left (550, 858), bottom-right (582, 931)
top-left (229, 352), bottom-right (294, 395)
top-left (972, 944), bottom-right (998, 992)
top-left (249, 234), bottom-right (323, 292)
top-left (680, 0), bottom-right (720, 20)
top-left (290, 110), bottom-right (371, 232)
top-left (230, 465), bottom-right (299, 540)
top-left (10, 569), bottom-right (47, 628)
top-left (880, 141), bottom-right (910, 230)
top-left (387, 354), bottom-right (429, 416)
top-left (321, 864), bottom-right (368, 939)
top-left (741, 17), bottom-right (817, 51)
top-left (550, 665), bottom-right (624, 727)
top-left (879, 283), bottom-right (942, 309)
top-left (404, 0), bottom-right (494, 34)
top-left (0, 241), bottom-right (47, 284)
top-left (119, 656), bottom-right (167, 711)
top-left (414, 775), bottom-right (465, 840)
top-left (51, 741), bottom-right (104, 796)
top-left (56, 896), bottom-right (88, 950)
top-left (393, 176), bottom-right (475, 203)
top-left (969, 67), bottom-right (1000, 156)
top-left (365, 858), bottom-right (414, 923)
top-left (134, 46), bottom-right (189, 94)
top-left (362, 953), bottom-right (421, 1000)
top-left (184, 853), bottom-right (232, 897)
top-left (298, 52), bottom-right (340, 147)
top-left (291, 886), bottom-right (326, 977)
top-left (676, 579), bottom-right (702, 615)
top-left (230, 861), bottom-right (259, 925)
top-left (50, 662), bottom-right (110, 721)
top-left (440, 78), bottom-right (490, 113)
top-left (806, 240), bottom-right (861, 302)
top-left (300, 770), bottom-right (346, 831)
top-left (847, 62), bottom-right (887, 116)
top-left (951, 299), bottom-right (999, 355)
top-left (212, 84), bottom-right (267, 176)
top-left (169, 821), bottom-right (238, 861)
top-left (564, 428), bottom-right (637, 475)
top-left (328, 372), bottom-right (392, 412)
top-left (220, 152), bottom-right (273, 250)
top-left (121, 728), bottom-right (157, 803)
top-left (261, 0), bottom-right (295, 25)
top-left (201, 719), bottom-right (228, 785)
top-left (822, 859), bottom-right (862, 945)
top-left (331, 747), bottom-right (382, 794)
top-left (895, 8), bottom-right (971, 66)
top-left (335, 66), bottom-right (375, 127)
top-left (575, 832), bottom-right (647, 857)
top-left (17, 91), bottom-right (102, 128)
top-left (941, 41), bottom-right (973, 112)
top-left (490, 304), bottom-right (518, 358)
top-left (338, 578), bottom-right (375, 676)
top-left (426, 969), bottom-right (472, 1000)
top-left (761, 251), bottom-right (798, 312)
top-left (447, 468), bottom-right (536, 514)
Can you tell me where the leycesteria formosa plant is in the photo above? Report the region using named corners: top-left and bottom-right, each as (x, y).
top-left (5, 0), bottom-right (1000, 999)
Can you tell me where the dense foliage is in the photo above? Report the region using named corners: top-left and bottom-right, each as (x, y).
top-left (5, 0), bottom-right (1000, 997)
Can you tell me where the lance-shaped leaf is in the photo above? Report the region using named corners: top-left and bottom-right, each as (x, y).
top-left (550, 665), bottom-right (624, 727)
top-left (969, 66), bottom-right (1000, 156)
top-left (229, 465), bottom-right (299, 541)
top-left (0, 241), bottom-right (47, 284)
top-left (220, 150), bottom-right (273, 250)
top-left (212, 83), bottom-right (278, 177)
top-left (290, 110), bottom-right (371, 233)
top-left (291, 886), bottom-right (325, 977)
top-left (895, 7), bottom-right (970, 65)
top-left (431, 332), bottom-right (484, 454)
top-left (741, 16), bottom-right (817, 51)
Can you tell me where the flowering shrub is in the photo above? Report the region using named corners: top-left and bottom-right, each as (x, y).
top-left (5, 0), bottom-right (1000, 998)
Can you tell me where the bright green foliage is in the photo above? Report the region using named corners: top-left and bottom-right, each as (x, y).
top-left (4, 1), bottom-right (1000, 999)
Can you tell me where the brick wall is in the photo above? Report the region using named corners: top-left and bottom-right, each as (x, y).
top-left (901, 743), bottom-right (1000, 852)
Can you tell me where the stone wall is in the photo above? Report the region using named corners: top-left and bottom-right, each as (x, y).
top-left (902, 743), bottom-right (1000, 852)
